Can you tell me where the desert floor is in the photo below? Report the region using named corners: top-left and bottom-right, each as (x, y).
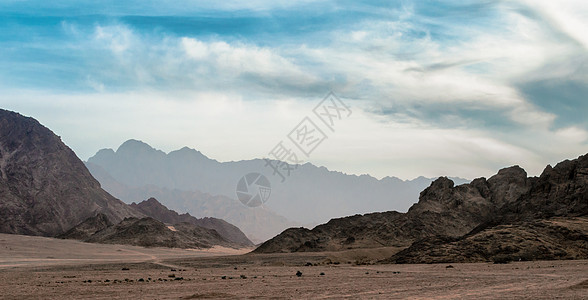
top-left (0, 234), bottom-right (586, 299)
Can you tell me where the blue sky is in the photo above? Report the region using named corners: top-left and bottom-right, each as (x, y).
top-left (1, 0), bottom-right (587, 180)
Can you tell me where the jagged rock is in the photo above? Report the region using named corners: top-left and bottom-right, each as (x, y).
top-left (384, 217), bottom-right (588, 264)
top-left (255, 154), bottom-right (588, 259)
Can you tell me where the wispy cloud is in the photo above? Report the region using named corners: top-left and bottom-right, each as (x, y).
top-left (0, 0), bottom-right (587, 179)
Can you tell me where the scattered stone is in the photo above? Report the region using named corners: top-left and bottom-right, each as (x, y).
top-left (446, 265), bottom-right (454, 269)
top-left (121, 268), bottom-right (129, 271)
top-left (240, 275), bottom-right (247, 279)
top-left (296, 271), bottom-right (302, 277)
top-left (138, 278), bottom-right (144, 282)
top-left (320, 272), bottom-right (325, 276)
top-left (174, 277), bottom-right (183, 281)
top-left (168, 274), bottom-right (176, 278)
top-left (305, 262), bottom-right (313, 266)
top-left (221, 276), bottom-right (227, 280)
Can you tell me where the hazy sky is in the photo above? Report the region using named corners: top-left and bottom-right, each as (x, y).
top-left (1, 0), bottom-right (587, 180)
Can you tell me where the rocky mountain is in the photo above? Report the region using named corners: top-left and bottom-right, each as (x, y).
top-left (385, 217), bottom-right (588, 264)
top-left (86, 139), bottom-right (468, 241)
top-left (129, 197), bottom-right (253, 246)
top-left (0, 109), bottom-right (142, 236)
top-left (64, 215), bottom-right (233, 249)
top-left (254, 153), bottom-right (588, 260)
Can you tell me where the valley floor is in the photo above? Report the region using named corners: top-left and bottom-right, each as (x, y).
top-left (0, 234), bottom-right (586, 299)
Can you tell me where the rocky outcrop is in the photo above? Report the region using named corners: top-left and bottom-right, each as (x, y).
top-left (255, 154), bottom-right (588, 257)
top-left (0, 109), bottom-right (142, 236)
top-left (84, 217), bottom-right (231, 249)
top-left (384, 217), bottom-right (588, 264)
top-left (130, 197), bottom-right (253, 246)
top-left (58, 213), bottom-right (113, 240)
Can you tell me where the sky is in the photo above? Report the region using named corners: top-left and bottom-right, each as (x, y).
top-left (1, 0), bottom-right (587, 180)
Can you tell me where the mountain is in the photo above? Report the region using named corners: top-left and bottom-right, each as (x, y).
top-left (86, 139), bottom-right (468, 240)
top-left (0, 109), bottom-right (142, 236)
top-left (384, 217), bottom-right (588, 264)
top-left (86, 161), bottom-right (298, 243)
top-left (254, 153), bottom-right (588, 260)
top-left (129, 197), bottom-right (253, 246)
top-left (76, 216), bottom-right (232, 249)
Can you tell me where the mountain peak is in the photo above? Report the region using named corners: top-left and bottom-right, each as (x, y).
top-left (116, 139), bottom-right (159, 154)
top-left (168, 146), bottom-right (212, 161)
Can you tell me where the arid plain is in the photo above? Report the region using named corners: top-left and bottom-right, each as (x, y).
top-left (1, 234), bottom-right (586, 299)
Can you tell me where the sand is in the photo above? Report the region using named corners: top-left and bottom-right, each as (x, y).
top-left (0, 234), bottom-right (586, 299)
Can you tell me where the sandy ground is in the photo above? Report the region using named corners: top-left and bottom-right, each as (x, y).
top-left (0, 234), bottom-right (586, 299)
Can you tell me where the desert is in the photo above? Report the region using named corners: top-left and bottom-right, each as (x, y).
top-left (1, 234), bottom-right (587, 299)
top-left (2, 1), bottom-right (588, 298)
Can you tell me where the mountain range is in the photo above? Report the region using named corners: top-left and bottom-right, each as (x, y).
top-left (0, 109), bottom-right (251, 248)
top-left (86, 139), bottom-right (468, 241)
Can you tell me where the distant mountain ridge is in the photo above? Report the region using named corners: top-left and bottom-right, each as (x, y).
top-left (85, 161), bottom-right (298, 243)
top-left (254, 153), bottom-right (588, 261)
top-left (87, 139), bottom-right (468, 241)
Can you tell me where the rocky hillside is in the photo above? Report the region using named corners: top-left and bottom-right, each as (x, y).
top-left (57, 213), bottom-right (113, 240)
top-left (64, 215), bottom-right (232, 249)
top-left (0, 109), bottom-right (142, 236)
top-left (255, 154), bottom-right (588, 257)
top-left (129, 197), bottom-right (253, 246)
top-left (384, 217), bottom-right (588, 264)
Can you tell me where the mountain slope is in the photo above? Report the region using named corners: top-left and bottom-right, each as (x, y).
top-left (83, 216), bottom-right (231, 249)
top-left (57, 213), bottom-right (113, 240)
top-left (254, 153), bottom-right (588, 256)
top-left (384, 217), bottom-right (588, 264)
top-left (129, 197), bottom-right (253, 246)
top-left (0, 109), bottom-right (142, 236)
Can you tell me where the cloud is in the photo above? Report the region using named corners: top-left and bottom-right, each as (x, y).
top-left (1, 0), bottom-right (587, 181)
top-left (181, 37), bottom-right (320, 91)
